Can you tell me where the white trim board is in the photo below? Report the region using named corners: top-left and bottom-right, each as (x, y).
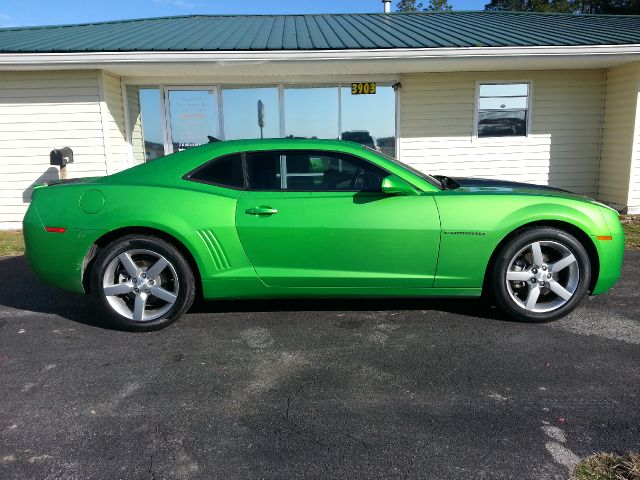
top-left (1, 44), bottom-right (640, 67)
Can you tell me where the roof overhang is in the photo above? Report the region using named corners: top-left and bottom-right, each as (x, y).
top-left (0, 44), bottom-right (639, 77)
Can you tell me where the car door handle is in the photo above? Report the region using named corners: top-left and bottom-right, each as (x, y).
top-left (245, 206), bottom-right (278, 216)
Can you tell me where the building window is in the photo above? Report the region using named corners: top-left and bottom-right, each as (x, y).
top-left (133, 83), bottom-right (398, 161)
top-left (138, 88), bottom-right (165, 161)
top-left (284, 86), bottom-right (340, 139)
top-left (477, 83), bottom-right (529, 138)
top-left (222, 87), bottom-right (279, 140)
top-left (341, 85), bottom-right (396, 157)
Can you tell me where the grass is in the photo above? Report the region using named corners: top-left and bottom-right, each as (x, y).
top-left (0, 215), bottom-right (638, 257)
top-left (571, 453), bottom-right (640, 480)
top-left (621, 215), bottom-right (640, 250)
top-left (0, 230), bottom-right (24, 256)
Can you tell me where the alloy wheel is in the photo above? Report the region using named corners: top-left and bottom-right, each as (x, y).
top-left (101, 249), bottom-right (179, 322)
top-left (504, 240), bottom-right (580, 313)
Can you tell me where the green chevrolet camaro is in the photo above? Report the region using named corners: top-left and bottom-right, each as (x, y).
top-left (23, 139), bottom-right (624, 331)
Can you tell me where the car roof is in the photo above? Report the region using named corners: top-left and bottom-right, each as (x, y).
top-left (206, 138), bottom-right (362, 149)
top-left (184, 137), bottom-right (373, 158)
top-left (103, 138), bottom-right (371, 185)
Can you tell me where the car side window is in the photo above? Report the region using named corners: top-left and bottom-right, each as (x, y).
top-left (246, 152), bottom-right (282, 190)
top-left (246, 150), bottom-right (387, 192)
top-left (188, 153), bottom-right (244, 188)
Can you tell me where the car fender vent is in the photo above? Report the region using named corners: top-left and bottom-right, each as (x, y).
top-left (196, 229), bottom-right (230, 270)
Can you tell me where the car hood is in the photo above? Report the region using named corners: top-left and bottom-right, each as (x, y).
top-left (449, 177), bottom-right (589, 200)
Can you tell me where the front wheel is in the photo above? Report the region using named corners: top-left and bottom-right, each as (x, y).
top-left (491, 227), bottom-right (591, 322)
top-left (90, 235), bottom-right (195, 331)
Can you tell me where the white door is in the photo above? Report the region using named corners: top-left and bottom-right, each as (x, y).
top-left (163, 87), bottom-right (221, 154)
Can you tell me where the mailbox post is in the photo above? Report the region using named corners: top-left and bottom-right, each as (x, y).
top-left (50, 147), bottom-right (74, 180)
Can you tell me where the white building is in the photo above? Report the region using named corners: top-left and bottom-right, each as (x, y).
top-left (1, 11), bottom-right (640, 229)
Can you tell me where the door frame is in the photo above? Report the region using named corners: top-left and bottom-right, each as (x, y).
top-left (161, 85), bottom-right (223, 155)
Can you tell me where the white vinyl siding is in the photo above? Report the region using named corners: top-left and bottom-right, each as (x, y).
top-left (597, 63), bottom-right (640, 210)
top-left (126, 85), bottom-right (145, 165)
top-left (632, 95), bottom-right (640, 212)
top-left (0, 70), bottom-right (107, 229)
top-left (399, 70), bottom-right (605, 196)
top-left (100, 72), bottom-right (132, 173)
top-left (628, 67), bottom-right (640, 214)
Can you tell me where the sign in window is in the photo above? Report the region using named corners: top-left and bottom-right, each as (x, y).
top-left (166, 88), bottom-right (220, 152)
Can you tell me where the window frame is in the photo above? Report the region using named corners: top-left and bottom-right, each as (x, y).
top-left (473, 80), bottom-right (533, 141)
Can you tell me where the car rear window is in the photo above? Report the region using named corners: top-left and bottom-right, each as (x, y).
top-left (188, 153), bottom-right (244, 188)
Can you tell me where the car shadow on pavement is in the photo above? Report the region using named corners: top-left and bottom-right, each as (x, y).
top-left (189, 296), bottom-right (509, 321)
top-left (0, 255), bottom-right (110, 329)
top-left (0, 255), bottom-right (510, 330)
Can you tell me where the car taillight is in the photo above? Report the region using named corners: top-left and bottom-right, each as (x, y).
top-left (44, 227), bottom-right (66, 233)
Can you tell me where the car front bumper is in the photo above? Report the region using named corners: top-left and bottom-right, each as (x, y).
top-left (590, 208), bottom-right (626, 295)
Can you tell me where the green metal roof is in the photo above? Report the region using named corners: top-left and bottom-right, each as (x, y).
top-left (0, 12), bottom-right (639, 53)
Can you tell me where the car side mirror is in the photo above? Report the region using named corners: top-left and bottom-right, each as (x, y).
top-left (381, 175), bottom-right (417, 196)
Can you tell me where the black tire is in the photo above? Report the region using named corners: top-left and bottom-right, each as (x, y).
top-left (90, 235), bottom-right (195, 331)
top-left (491, 227), bottom-right (591, 323)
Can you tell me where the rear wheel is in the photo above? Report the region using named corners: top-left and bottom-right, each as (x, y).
top-left (491, 227), bottom-right (591, 322)
top-left (90, 235), bottom-right (195, 331)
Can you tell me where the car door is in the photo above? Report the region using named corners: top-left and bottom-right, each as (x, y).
top-left (235, 149), bottom-right (441, 288)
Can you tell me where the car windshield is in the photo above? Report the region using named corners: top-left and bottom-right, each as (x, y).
top-left (363, 146), bottom-right (443, 189)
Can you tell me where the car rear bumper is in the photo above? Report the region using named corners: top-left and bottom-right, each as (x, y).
top-left (23, 203), bottom-right (99, 294)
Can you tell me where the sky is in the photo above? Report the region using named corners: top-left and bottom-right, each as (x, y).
top-left (0, 0), bottom-right (488, 28)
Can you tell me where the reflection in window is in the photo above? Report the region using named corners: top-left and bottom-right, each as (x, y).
top-left (223, 87), bottom-right (279, 140)
top-left (477, 83), bottom-right (529, 138)
top-left (284, 87), bottom-right (339, 139)
top-left (167, 89), bottom-right (219, 153)
top-left (341, 86), bottom-right (396, 157)
top-left (138, 88), bottom-right (165, 161)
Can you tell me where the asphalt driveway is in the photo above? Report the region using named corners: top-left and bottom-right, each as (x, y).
top-left (1, 253), bottom-right (639, 480)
